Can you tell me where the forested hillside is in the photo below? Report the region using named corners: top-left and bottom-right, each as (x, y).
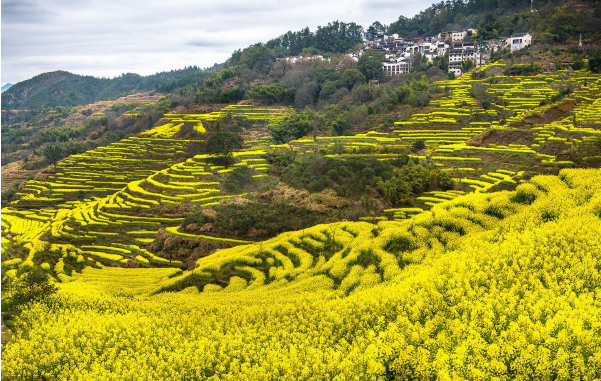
top-left (0, 66), bottom-right (215, 110)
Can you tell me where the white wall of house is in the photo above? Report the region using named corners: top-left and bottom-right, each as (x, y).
top-left (452, 31), bottom-right (467, 42)
top-left (383, 61), bottom-right (411, 76)
top-left (509, 33), bottom-right (532, 52)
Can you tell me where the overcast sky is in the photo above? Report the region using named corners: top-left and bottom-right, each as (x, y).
top-left (1, 0), bottom-right (434, 85)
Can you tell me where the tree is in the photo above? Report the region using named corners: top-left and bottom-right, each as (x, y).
top-left (313, 67), bottom-right (339, 85)
top-left (461, 59), bottom-right (476, 74)
top-left (204, 132), bottom-right (243, 165)
top-left (248, 82), bottom-right (294, 104)
top-left (341, 69), bottom-right (366, 90)
top-left (477, 13), bottom-right (500, 40)
top-left (223, 166), bottom-right (254, 193)
top-left (271, 108), bottom-right (317, 143)
top-left (376, 176), bottom-right (412, 206)
top-left (433, 54), bottom-right (449, 71)
top-left (412, 140), bottom-right (426, 152)
top-left (357, 50), bottom-right (385, 81)
top-left (411, 53), bottom-right (429, 71)
top-left (328, 55), bottom-right (357, 72)
top-left (1, 269), bottom-right (58, 314)
top-left (314, 21), bottom-right (364, 53)
top-left (331, 117), bottom-right (351, 136)
top-left (295, 81), bottom-right (320, 108)
top-left (318, 80), bottom-right (341, 101)
top-left (275, 58), bottom-right (290, 77)
top-left (239, 44), bottom-right (275, 74)
top-left (365, 21), bottom-right (386, 40)
top-left (589, 52), bottom-right (601, 73)
top-left (41, 144), bottom-right (62, 168)
top-left (311, 112), bottom-right (327, 140)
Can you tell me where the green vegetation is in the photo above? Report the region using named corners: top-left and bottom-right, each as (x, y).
top-left (222, 166), bottom-right (255, 193)
top-left (1, 268), bottom-right (58, 313)
top-left (271, 108), bottom-right (320, 143)
top-left (1, 67), bottom-right (209, 110)
top-left (504, 63), bottom-right (542, 75)
top-left (204, 132), bottom-right (244, 165)
top-left (182, 202), bottom-right (321, 240)
top-left (2, 2), bottom-right (601, 378)
top-left (376, 164), bottom-right (454, 206)
top-left (278, 154), bottom-right (453, 204)
top-left (265, 21), bottom-right (364, 56)
top-left (388, 0), bottom-right (601, 42)
top-left (358, 50), bottom-right (385, 81)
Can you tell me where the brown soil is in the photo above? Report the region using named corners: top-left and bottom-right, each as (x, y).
top-left (1, 161), bottom-right (35, 191)
top-left (512, 101), bottom-right (575, 127)
top-left (171, 103), bottom-right (228, 114)
top-left (148, 228), bottom-right (232, 269)
top-left (468, 128), bottom-right (535, 147)
top-left (538, 141), bottom-right (569, 157)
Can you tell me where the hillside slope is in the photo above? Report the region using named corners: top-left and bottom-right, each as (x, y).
top-left (0, 67), bottom-right (206, 110)
top-left (2, 168), bottom-right (600, 380)
top-left (2, 67), bottom-right (599, 272)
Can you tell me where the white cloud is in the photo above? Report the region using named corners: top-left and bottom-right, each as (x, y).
top-left (1, 0), bottom-right (434, 84)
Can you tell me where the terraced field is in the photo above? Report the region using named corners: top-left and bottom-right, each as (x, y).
top-left (3, 68), bottom-right (601, 276)
top-left (3, 168), bottom-right (601, 379)
top-left (2, 105), bottom-right (293, 276)
top-left (2, 64), bottom-right (601, 380)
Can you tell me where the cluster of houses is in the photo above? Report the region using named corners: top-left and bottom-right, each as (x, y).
top-left (364, 30), bottom-right (532, 77)
top-left (276, 29), bottom-right (533, 78)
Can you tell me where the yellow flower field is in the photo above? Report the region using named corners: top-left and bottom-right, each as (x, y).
top-left (2, 169), bottom-right (601, 380)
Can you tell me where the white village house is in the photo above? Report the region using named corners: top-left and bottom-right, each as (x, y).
top-left (509, 33), bottom-right (532, 52)
top-left (383, 60), bottom-right (412, 75)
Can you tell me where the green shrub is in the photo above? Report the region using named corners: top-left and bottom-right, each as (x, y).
top-left (504, 64), bottom-right (541, 76)
top-left (182, 202), bottom-right (321, 240)
top-left (1, 269), bottom-right (58, 313)
top-left (223, 166), bottom-right (254, 193)
top-left (282, 155), bottom-right (394, 195)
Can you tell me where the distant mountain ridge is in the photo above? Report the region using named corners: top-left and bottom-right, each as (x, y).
top-left (0, 67), bottom-right (209, 110)
top-left (1, 83), bottom-right (13, 93)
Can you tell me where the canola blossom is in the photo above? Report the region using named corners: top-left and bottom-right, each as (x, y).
top-left (2, 169), bottom-right (601, 380)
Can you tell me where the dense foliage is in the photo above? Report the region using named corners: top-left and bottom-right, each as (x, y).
top-left (357, 51), bottom-right (386, 81)
top-left (280, 154), bottom-right (452, 203)
top-left (376, 164), bottom-right (454, 206)
top-left (265, 21), bottom-right (364, 56)
top-left (182, 202), bottom-right (321, 240)
top-left (387, 0), bottom-right (601, 42)
top-left (271, 109), bottom-right (320, 143)
top-left (1, 268), bottom-right (57, 313)
top-left (204, 132), bottom-right (244, 160)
